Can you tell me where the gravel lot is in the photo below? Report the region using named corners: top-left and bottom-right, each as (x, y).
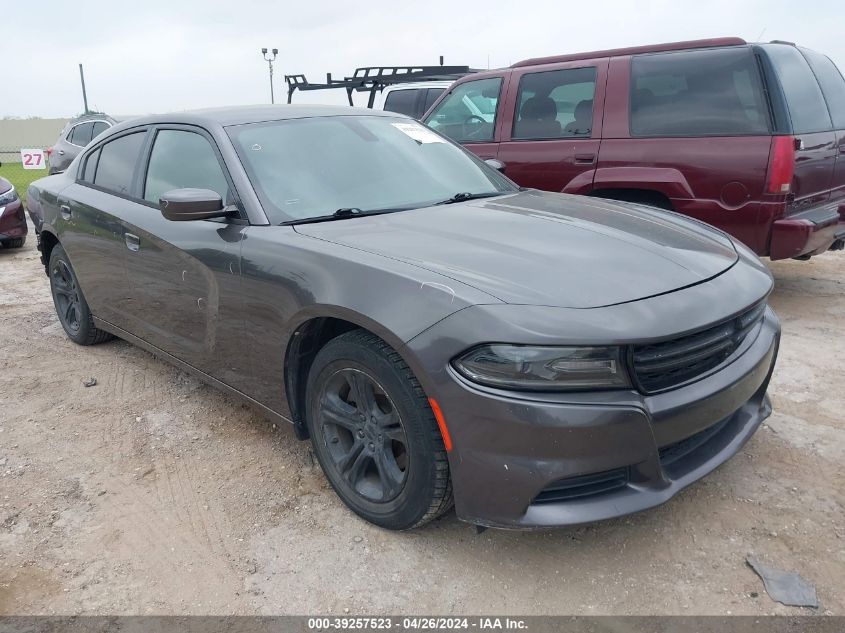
top-left (1, 227), bottom-right (843, 615)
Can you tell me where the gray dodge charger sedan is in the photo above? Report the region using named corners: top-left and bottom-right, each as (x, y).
top-left (28, 105), bottom-right (780, 530)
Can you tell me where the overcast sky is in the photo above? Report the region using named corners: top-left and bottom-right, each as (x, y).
top-left (3, 0), bottom-right (844, 118)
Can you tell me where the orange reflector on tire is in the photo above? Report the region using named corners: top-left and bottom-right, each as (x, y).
top-left (428, 397), bottom-right (453, 452)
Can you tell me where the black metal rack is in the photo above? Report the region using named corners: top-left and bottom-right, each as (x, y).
top-left (285, 58), bottom-right (478, 107)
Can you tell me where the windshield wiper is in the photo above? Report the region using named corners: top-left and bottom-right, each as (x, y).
top-left (283, 207), bottom-right (390, 226)
top-left (433, 191), bottom-right (507, 205)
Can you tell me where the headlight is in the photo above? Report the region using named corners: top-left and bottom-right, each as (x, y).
top-left (0, 186), bottom-right (18, 206)
top-left (452, 345), bottom-right (631, 391)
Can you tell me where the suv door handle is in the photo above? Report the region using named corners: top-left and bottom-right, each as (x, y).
top-left (58, 150), bottom-right (65, 156)
top-left (574, 153), bottom-right (596, 164)
top-left (125, 233), bottom-right (140, 252)
top-left (60, 204), bottom-right (72, 220)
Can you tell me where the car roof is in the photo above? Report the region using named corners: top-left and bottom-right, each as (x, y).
top-left (511, 37), bottom-right (747, 68)
top-left (113, 104), bottom-right (405, 131)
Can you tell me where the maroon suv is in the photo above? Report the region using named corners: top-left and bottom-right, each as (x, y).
top-left (424, 38), bottom-right (845, 260)
top-left (0, 176), bottom-right (27, 249)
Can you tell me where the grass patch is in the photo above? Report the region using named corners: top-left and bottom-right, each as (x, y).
top-left (0, 163), bottom-right (48, 203)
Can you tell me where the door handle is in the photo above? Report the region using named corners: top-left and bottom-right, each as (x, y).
top-left (58, 150), bottom-right (65, 156)
top-left (574, 153), bottom-right (596, 164)
top-left (60, 204), bottom-right (72, 220)
top-left (125, 233), bottom-right (140, 252)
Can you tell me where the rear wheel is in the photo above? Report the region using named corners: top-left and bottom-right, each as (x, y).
top-left (305, 330), bottom-right (452, 530)
top-left (49, 245), bottom-right (113, 345)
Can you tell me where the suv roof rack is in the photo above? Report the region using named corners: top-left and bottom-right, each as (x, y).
top-left (511, 37), bottom-right (747, 68)
top-left (285, 58), bottom-right (478, 107)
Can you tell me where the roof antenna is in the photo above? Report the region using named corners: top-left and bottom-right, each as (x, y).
top-left (755, 27), bottom-right (767, 42)
top-left (439, 55), bottom-right (444, 66)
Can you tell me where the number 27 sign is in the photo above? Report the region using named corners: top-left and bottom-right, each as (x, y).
top-left (21, 148), bottom-right (47, 170)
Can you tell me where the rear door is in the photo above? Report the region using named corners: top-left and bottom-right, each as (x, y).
top-left (762, 44), bottom-right (837, 213)
top-left (423, 75), bottom-right (507, 161)
top-left (496, 60), bottom-right (607, 192)
top-left (800, 48), bottom-right (845, 209)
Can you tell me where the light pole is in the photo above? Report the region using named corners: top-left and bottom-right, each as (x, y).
top-left (261, 47), bottom-right (278, 104)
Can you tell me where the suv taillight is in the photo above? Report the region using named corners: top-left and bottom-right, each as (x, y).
top-left (766, 136), bottom-right (795, 194)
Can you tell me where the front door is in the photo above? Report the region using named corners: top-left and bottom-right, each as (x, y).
top-left (496, 60), bottom-right (607, 194)
top-left (119, 126), bottom-right (250, 389)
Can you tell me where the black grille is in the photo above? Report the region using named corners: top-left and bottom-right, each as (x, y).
top-left (632, 302), bottom-right (767, 393)
top-left (533, 468), bottom-right (629, 505)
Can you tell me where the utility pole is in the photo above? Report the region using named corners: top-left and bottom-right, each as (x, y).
top-left (261, 48), bottom-right (279, 104)
top-left (79, 64), bottom-right (89, 114)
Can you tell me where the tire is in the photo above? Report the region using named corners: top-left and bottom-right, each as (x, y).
top-left (305, 330), bottom-right (452, 530)
top-left (48, 244), bottom-right (113, 346)
top-left (2, 237), bottom-right (25, 249)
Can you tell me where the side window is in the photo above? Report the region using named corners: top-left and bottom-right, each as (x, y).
top-left (91, 121), bottom-right (110, 139)
top-left (69, 122), bottom-right (94, 146)
top-left (424, 77), bottom-right (502, 143)
top-left (93, 132), bottom-right (146, 195)
top-left (81, 147), bottom-right (100, 183)
top-left (801, 49), bottom-right (845, 129)
top-left (383, 90), bottom-right (421, 117)
top-left (423, 88), bottom-right (445, 114)
top-left (764, 45), bottom-right (832, 133)
top-left (144, 130), bottom-right (230, 204)
top-left (631, 48), bottom-right (771, 136)
top-left (513, 67), bottom-right (596, 140)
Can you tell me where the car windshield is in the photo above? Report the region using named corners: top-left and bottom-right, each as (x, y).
top-left (227, 115), bottom-right (516, 223)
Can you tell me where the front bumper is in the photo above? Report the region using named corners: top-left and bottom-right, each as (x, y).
top-left (0, 198), bottom-right (28, 241)
top-left (425, 308), bottom-right (780, 529)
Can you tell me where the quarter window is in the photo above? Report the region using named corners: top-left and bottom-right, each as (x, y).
top-left (82, 147), bottom-right (100, 183)
top-left (763, 45), bottom-right (832, 134)
top-left (69, 122), bottom-right (94, 146)
top-left (630, 48), bottom-right (770, 136)
top-left (513, 67), bottom-right (596, 140)
top-left (144, 130), bottom-right (230, 204)
top-left (425, 77), bottom-right (502, 143)
top-left (801, 48), bottom-right (845, 129)
top-left (93, 132), bottom-right (146, 195)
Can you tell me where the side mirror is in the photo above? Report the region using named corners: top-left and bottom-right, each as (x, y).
top-left (485, 158), bottom-right (506, 173)
top-left (159, 188), bottom-right (231, 221)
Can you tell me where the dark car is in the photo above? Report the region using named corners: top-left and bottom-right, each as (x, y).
top-left (48, 114), bottom-right (118, 174)
top-left (28, 105), bottom-right (780, 530)
top-left (423, 38), bottom-right (845, 261)
top-left (0, 176), bottom-right (27, 249)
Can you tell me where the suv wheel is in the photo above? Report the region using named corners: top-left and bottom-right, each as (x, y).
top-left (49, 245), bottom-right (113, 345)
top-left (305, 330), bottom-right (452, 530)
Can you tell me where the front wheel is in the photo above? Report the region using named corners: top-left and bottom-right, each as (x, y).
top-left (305, 330), bottom-right (452, 530)
top-left (49, 244), bottom-right (113, 345)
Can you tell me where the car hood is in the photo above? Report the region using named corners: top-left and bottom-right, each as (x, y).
top-left (294, 190), bottom-right (738, 308)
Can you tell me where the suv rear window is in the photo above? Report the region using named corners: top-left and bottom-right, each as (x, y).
top-left (630, 48), bottom-right (770, 137)
top-left (763, 44), bottom-right (832, 134)
top-left (800, 48), bottom-right (845, 129)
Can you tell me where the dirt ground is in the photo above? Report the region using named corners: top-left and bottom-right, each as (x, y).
top-left (0, 226), bottom-right (843, 616)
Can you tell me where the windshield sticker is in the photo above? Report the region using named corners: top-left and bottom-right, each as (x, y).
top-left (391, 122), bottom-right (446, 144)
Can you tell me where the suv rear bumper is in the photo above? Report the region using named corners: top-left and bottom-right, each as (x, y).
top-left (769, 202), bottom-right (845, 259)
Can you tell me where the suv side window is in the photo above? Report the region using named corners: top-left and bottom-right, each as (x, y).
top-left (144, 129), bottom-right (230, 204)
top-left (93, 132), bottom-right (146, 195)
top-left (69, 122), bottom-right (94, 147)
top-left (630, 48), bottom-right (770, 136)
top-left (513, 67), bottom-right (596, 140)
top-left (801, 49), bottom-right (845, 129)
top-left (425, 77), bottom-right (502, 143)
top-left (91, 121), bottom-right (110, 139)
top-left (384, 89), bottom-right (421, 117)
top-left (761, 45), bottom-right (832, 134)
